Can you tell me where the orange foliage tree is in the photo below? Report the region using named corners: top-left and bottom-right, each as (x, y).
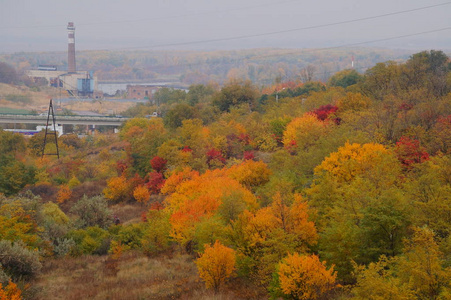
top-left (160, 167), bottom-right (200, 195)
top-left (276, 253), bottom-right (337, 300)
top-left (56, 184), bottom-right (72, 204)
top-left (0, 280), bottom-right (22, 300)
top-left (196, 240), bottom-right (236, 293)
top-left (164, 169), bottom-right (258, 248)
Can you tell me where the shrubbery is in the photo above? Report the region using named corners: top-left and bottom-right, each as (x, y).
top-left (0, 240), bottom-right (42, 281)
top-left (66, 226), bottom-right (111, 256)
top-left (70, 195), bottom-right (112, 229)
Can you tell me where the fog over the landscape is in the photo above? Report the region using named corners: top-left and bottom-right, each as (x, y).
top-left (1, 0), bottom-right (450, 52)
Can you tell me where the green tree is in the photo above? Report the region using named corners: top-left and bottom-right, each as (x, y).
top-left (186, 83), bottom-right (216, 105)
top-left (153, 87), bottom-right (187, 106)
top-left (213, 79), bottom-right (259, 112)
top-left (120, 118), bottom-right (168, 175)
top-left (328, 69), bottom-right (362, 88)
top-left (163, 103), bottom-right (196, 129)
top-left (0, 130), bottom-right (26, 155)
top-left (0, 161), bottom-right (36, 196)
top-left (141, 208), bottom-right (172, 256)
top-left (360, 61), bottom-right (401, 101)
top-left (401, 50), bottom-right (450, 97)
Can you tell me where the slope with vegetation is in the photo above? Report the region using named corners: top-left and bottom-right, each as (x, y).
top-left (0, 49), bottom-right (451, 299)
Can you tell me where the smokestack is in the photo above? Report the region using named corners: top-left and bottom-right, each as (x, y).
top-left (67, 22), bottom-right (76, 73)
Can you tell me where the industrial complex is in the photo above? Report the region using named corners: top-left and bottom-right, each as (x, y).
top-left (26, 22), bottom-right (99, 98)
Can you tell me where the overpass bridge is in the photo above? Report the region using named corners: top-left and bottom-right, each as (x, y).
top-left (0, 114), bottom-right (129, 126)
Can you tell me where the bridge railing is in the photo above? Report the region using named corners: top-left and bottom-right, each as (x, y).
top-left (0, 113), bottom-right (129, 122)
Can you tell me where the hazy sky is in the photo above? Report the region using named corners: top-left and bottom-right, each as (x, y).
top-left (1, 0), bottom-right (450, 52)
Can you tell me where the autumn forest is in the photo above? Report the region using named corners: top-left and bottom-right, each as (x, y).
top-left (1, 49), bottom-right (451, 299)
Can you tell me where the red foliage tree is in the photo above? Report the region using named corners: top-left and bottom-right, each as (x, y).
top-left (182, 145), bottom-right (192, 152)
top-left (130, 173), bottom-right (145, 187)
top-left (285, 140), bottom-right (297, 155)
top-left (238, 133), bottom-right (251, 145)
top-left (243, 151), bottom-right (255, 160)
top-left (150, 156), bottom-right (168, 173)
top-left (312, 104), bottom-right (339, 121)
top-left (395, 136), bottom-right (429, 168)
top-left (146, 171), bottom-right (166, 194)
top-left (116, 159), bottom-right (129, 175)
top-left (206, 148), bottom-right (226, 166)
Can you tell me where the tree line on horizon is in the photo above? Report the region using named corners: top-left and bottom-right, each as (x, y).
top-left (0, 47), bottom-right (414, 86)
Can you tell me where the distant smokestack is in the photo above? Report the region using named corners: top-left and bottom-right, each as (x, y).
top-left (67, 22), bottom-right (76, 73)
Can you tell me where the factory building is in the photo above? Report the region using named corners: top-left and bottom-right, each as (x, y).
top-left (27, 22), bottom-right (98, 97)
top-left (126, 85), bottom-right (158, 100)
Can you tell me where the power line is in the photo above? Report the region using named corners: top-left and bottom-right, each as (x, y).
top-left (81, 1), bottom-right (451, 51)
top-left (1, 1), bottom-right (449, 43)
top-left (0, 0), bottom-right (301, 30)
top-left (86, 26), bottom-right (451, 68)
top-left (4, 26), bottom-right (449, 78)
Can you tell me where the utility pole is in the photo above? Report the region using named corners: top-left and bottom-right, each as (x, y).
top-left (41, 99), bottom-right (60, 159)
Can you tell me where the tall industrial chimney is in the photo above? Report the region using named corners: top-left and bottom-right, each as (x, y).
top-left (67, 22), bottom-right (76, 73)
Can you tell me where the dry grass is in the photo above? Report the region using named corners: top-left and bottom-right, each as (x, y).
top-left (0, 83), bottom-right (137, 114)
top-left (31, 251), bottom-right (263, 300)
top-left (0, 83), bottom-right (57, 109)
top-left (110, 203), bottom-right (147, 225)
top-left (63, 100), bottom-right (136, 115)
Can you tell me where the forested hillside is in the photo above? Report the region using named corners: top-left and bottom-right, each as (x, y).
top-left (1, 49), bottom-right (451, 299)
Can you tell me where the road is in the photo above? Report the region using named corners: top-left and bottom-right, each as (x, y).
top-left (0, 114), bottom-right (128, 126)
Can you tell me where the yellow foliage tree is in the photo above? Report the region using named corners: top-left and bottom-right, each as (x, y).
top-left (226, 160), bottom-right (271, 190)
top-left (336, 92), bottom-right (371, 112)
top-left (133, 185), bottom-right (150, 204)
top-left (397, 227), bottom-right (451, 299)
top-left (277, 253), bottom-right (337, 300)
top-left (282, 113), bottom-right (329, 150)
top-left (232, 193), bottom-right (318, 285)
top-left (157, 139), bottom-right (193, 170)
top-left (313, 142), bottom-right (399, 185)
top-left (103, 175), bottom-right (132, 202)
top-left (241, 193), bottom-right (317, 250)
top-left (351, 256), bottom-right (413, 300)
top-left (196, 240), bottom-right (236, 293)
top-left (0, 204), bottom-right (42, 248)
top-left (67, 175), bottom-right (81, 188)
top-left (177, 119), bottom-right (211, 155)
